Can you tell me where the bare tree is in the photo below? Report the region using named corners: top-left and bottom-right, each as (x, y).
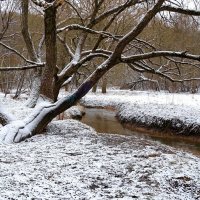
top-left (1, 0), bottom-right (200, 143)
top-left (21, 0), bottom-right (44, 107)
top-left (0, 0), bottom-right (18, 40)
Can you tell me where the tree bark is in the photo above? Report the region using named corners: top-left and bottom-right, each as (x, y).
top-left (102, 77), bottom-right (107, 93)
top-left (92, 83), bottom-right (98, 93)
top-left (40, 5), bottom-right (57, 101)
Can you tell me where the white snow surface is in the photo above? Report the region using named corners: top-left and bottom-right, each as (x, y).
top-left (0, 120), bottom-right (200, 199)
top-left (0, 91), bottom-right (200, 199)
top-left (81, 89), bottom-right (200, 108)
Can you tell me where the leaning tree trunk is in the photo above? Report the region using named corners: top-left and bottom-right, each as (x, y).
top-left (0, 0), bottom-right (166, 143)
top-left (0, 59), bottom-right (116, 143)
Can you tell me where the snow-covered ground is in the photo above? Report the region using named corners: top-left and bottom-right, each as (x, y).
top-left (81, 90), bottom-right (200, 135)
top-left (0, 92), bottom-right (200, 199)
top-left (0, 120), bottom-right (200, 199)
top-left (82, 89), bottom-right (200, 107)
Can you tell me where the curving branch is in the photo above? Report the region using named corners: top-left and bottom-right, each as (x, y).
top-left (64, 0), bottom-right (84, 25)
top-left (0, 41), bottom-right (38, 64)
top-left (57, 34), bottom-right (74, 58)
top-left (160, 5), bottom-right (200, 16)
top-left (130, 61), bottom-right (200, 83)
top-left (121, 51), bottom-right (200, 63)
top-left (92, 0), bottom-right (139, 26)
top-left (57, 52), bottom-right (109, 81)
top-left (57, 24), bottom-right (121, 40)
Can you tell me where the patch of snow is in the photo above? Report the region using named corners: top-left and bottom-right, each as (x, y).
top-left (64, 106), bottom-right (85, 119)
top-left (0, 93), bottom-right (46, 120)
top-left (25, 75), bottom-right (41, 108)
top-left (82, 89), bottom-right (200, 107)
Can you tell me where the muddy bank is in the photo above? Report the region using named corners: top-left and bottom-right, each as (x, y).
top-left (81, 102), bottom-right (200, 146)
top-left (122, 122), bottom-right (200, 142)
top-left (81, 107), bottom-right (200, 157)
top-left (81, 91), bottom-right (200, 137)
top-left (116, 110), bottom-right (200, 136)
top-left (117, 115), bottom-right (200, 140)
top-left (116, 103), bottom-right (200, 137)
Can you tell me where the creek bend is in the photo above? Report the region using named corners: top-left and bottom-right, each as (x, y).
top-left (81, 108), bottom-right (200, 156)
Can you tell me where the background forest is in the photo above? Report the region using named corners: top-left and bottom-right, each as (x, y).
top-left (1, 0), bottom-right (200, 97)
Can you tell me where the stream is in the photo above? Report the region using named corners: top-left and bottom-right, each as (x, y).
top-left (82, 108), bottom-right (200, 156)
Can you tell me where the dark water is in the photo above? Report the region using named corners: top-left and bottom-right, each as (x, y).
top-left (82, 108), bottom-right (200, 156)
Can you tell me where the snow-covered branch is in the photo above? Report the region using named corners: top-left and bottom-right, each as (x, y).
top-left (81, 49), bottom-right (112, 57)
top-left (160, 5), bottom-right (200, 16)
top-left (121, 51), bottom-right (200, 63)
top-left (31, 0), bottom-right (53, 8)
top-left (0, 63), bottom-right (45, 71)
top-left (131, 61), bottom-right (200, 83)
top-left (57, 24), bottom-right (121, 40)
top-left (127, 74), bottom-right (160, 91)
top-left (58, 52), bottom-right (109, 80)
top-left (31, 0), bottom-right (64, 9)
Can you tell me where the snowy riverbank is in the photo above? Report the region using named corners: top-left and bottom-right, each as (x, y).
top-left (0, 92), bottom-right (200, 199)
top-left (81, 90), bottom-right (200, 135)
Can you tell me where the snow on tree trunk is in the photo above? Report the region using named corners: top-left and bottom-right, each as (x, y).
top-left (26, 73), bottom-right (42, 108)
top-left (0, 107), bottom-right (15, 126)
top-left (21, 0), bottom-right (42, 107)
top-left (0, 94), bottom-right (77, 143)
top-left (0, 60), bottom-right (113, 143)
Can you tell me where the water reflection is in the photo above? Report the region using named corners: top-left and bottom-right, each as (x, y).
top-left (82, 108), bottom-right (134, 136)
top-left (82, 108), bottom-right (200, 156)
